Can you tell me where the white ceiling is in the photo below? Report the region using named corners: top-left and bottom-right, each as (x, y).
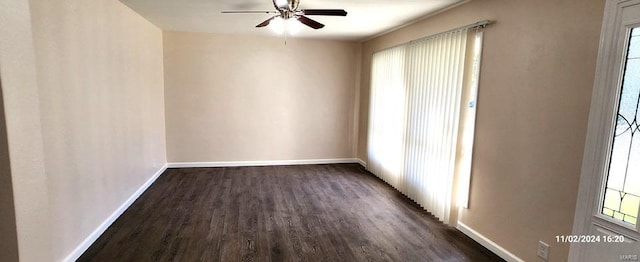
top-left (119, 0), bottom-right (464, 41)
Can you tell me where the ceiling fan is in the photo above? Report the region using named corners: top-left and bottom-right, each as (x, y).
top-left (222, 0), bottom-right (347, 30)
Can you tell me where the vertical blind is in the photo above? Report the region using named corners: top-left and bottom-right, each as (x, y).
top-left (367, 28), bottom-right (469, 224)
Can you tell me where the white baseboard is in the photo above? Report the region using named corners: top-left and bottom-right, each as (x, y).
top-left (63, 164), bottom-right (168, 262)
top-left (356, 158), bottom-right (366, 168)
top-left (167, 158), bottom-right (361, 168)
top-left (456, 222), bottom-right (524, 262)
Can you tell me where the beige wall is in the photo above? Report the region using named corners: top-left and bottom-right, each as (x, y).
top-left (26, 0), bottom-right (167, 260)
top-left (163, 32), bottom-right (359, 162)
top-left (358, 0), bottom-right (604, 261)
top-left (0, 0), bottom-right (51, 260)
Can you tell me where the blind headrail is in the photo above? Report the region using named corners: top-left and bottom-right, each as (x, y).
top-left (374, 20), bottom-right (492, 54)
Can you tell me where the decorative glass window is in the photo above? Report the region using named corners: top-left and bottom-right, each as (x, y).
top-left (602, 27), bottom-right (640, 226)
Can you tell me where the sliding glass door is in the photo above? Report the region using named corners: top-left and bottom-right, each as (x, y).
top-left (367, 27), bottom-right (482, 224)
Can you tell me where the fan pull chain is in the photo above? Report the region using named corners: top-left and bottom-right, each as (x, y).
top-left (283, 21), bottom-right (289, 45)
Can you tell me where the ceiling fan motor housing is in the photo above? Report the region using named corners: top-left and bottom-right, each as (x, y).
top-left (288, 0), bottom-right (300, 11)
top-left (273, 0), bottom-right (299, 12)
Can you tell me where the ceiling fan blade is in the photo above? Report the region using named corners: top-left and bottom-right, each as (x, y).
top-left (222, 11), bottom-right (278, 14)
top-left (297, 15), bottom-right (324, 29)
top-left (301, 9), bottom-right (347, 16)
top-left (256, 16), bottom-right (277, 27)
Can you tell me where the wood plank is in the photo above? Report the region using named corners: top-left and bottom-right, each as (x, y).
top-left (78, 164), bottom-right (503, 261)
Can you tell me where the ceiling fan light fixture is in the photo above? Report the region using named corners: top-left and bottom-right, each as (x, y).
top-left (287, 19), bottom-right (302, 35)
top-left (269, 16), bottom-right (285, 34)
top-left (269, 17), bottom-right (302, 36)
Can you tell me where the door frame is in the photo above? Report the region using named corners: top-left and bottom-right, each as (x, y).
top-left (570, 0), bottom-right (640, 260)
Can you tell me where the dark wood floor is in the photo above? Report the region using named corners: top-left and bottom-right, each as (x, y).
top-left (79, 164), bottom-right (503, 262)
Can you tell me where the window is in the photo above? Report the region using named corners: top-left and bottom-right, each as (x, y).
top-left (601, 27), bottom-right (640, 227)
top-left (367, 22), bottom-right (487, 225)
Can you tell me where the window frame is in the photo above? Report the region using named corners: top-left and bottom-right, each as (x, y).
top-left (570, 0), bottom-right (640, 260)
top-left (596, 24), bottom-right (640, 231)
